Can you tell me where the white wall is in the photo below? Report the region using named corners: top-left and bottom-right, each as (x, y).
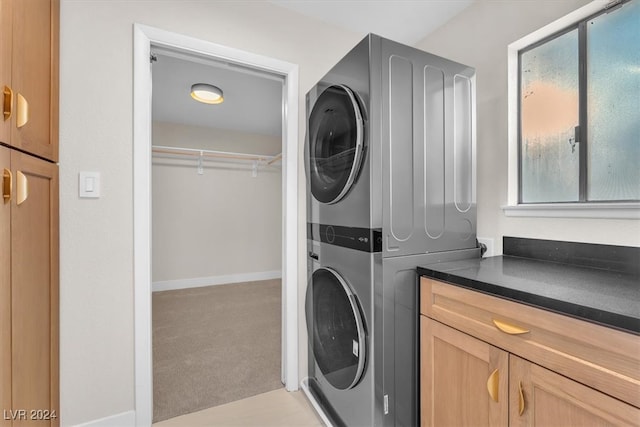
top-left (59, 1), bottom-right (362, 424)
top-left (152, 122), bottom-right (282, 284)
top-left (415, 0), bottom-right (640, 254)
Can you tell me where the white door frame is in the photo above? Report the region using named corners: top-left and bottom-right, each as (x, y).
top-left (133, 24), bottom-right (299, 426)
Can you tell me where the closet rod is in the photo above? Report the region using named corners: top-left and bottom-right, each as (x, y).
top-left (152, 145), bottom-right (281, 163)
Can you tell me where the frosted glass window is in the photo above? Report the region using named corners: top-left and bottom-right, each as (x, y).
top-left (587, 0), bottom-right (640, 201)
top-left (518, 0), bottom-right (639, 204)
top-left (520, 30), bottom-right (579, 203)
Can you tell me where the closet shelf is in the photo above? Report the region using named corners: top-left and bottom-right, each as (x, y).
top-left (152, 145), bottom-right (282, 164)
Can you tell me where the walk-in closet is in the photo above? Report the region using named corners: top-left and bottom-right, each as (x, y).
top-left (149, 50), bottom-right (284, 422)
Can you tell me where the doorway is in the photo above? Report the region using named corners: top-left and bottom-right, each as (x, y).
top-left (133, 24), bottom-right (299, 426)
top-left (150, 47), bottom-right (284, 421)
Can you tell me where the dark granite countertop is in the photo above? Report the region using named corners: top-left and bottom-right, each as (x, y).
top-left (418, 255), bottom-right (640, 335)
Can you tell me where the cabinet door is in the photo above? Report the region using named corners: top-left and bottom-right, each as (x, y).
top-left (510, 355), bottom-right (639, 427)
top-left (10, 0), bottom-right (58, 161)
top-left (0, 0), bottom-right (12, 145)
top-left (421, 317), bottom-right (508, 427)
top-left (10, 151), bottom-right (58, 426)
top-left (0, 146), bottom-right (10, 427)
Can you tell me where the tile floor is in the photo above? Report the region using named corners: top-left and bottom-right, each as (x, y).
top-left (153, 388), bottom-right (325, 427)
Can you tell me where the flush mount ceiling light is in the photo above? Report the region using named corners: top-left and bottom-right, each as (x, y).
top-left (190, 83), bottom-right (224, 104)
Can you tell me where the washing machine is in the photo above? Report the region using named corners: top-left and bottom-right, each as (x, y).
top-left (305, 238), bottom-right (380, 427)
top-left (304, 241), bottom-right (479, 427)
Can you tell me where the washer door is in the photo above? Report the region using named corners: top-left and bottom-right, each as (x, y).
top-left (308, 85), bottom-right (364, 204)
top-left (305, 267), bottom-right (366, 390)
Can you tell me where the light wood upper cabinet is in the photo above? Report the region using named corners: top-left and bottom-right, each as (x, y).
top-left (421, 316), bottom-right (508, 427)
top-left (1, 0), bottom-right (59, 162)
top-left (0, 0), bottom-right (12, 146)
top-left (420, 277), bottom-right (640, 427)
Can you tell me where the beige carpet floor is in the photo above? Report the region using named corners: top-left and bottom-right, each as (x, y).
top-left (152, 279), bottom-right (282, 423)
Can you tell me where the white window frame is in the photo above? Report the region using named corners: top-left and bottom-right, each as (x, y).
top-left (504, 0), bottom-right (640, 219)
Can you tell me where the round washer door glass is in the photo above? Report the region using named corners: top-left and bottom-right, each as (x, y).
top-left (308, 85), bottom-right (364, 204)
top-left (305, 267), bottom-right (366, 390)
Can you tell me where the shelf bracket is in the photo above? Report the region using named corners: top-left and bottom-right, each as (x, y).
top-left (197, 151), bottom-right (204, 175)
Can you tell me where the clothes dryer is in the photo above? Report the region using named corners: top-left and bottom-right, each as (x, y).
top-left (305, 39), bottom-right (372, 232)
top-left (306, 34), bottom-right (477, 256)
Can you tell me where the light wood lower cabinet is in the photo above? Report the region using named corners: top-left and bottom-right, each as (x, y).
top-left (420, 277), bottom-right (640, 427)
top-left (1, 146), bottom-right (11, 426)
top-left (1, 146), bottom-right (59, 426)
top-left (421, 316), bottom-right (508, 426)
top-left (510, 355), bottom-right (638, 426)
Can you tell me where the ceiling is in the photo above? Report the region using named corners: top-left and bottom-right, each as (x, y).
top-left (151, 51), bottom-right (284, 137)
top-left (151, 0), bottom-right (475, 139)
top-left (270, 0), bottom-right (475, 46)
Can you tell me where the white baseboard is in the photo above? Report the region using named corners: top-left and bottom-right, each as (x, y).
top-left (73, 410), bottom-right (136, 427)
top-left (152, 270), bottom-right (282, 292)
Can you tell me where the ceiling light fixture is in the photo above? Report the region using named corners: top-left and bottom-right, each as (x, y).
top-left (190, 83), bottom-right (224, 104)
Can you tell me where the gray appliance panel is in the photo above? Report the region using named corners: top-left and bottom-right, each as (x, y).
top-left (376, 248), bottom-right (479, 427)
top-left (380, 37), bottom-right (477, 258)
top-left (306, 241), bottom-right (375, 426)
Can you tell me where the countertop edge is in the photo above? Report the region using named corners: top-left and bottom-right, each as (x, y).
top-left (417, 266), bottom-right (640, 336)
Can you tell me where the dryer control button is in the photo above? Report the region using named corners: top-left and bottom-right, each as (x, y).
top-left (325, 225), bottom-right (335, 243)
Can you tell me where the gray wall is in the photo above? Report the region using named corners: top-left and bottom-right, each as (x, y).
top-left (416, 0), bottom-right (639, 254)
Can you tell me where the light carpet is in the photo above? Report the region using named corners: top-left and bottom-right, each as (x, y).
top-left (152, 279), bottom-right (282, 422)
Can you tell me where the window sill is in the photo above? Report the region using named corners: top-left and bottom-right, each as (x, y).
top-left (501, 203), bottom-right (640, 219)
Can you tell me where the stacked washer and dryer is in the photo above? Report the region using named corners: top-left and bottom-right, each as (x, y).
top-left (304, 34), bottom-right (479, 427)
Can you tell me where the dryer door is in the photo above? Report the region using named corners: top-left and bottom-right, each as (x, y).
top-left (306, 267), bottom-right (366, 390)
top-left (308, 85), bottom-right (364, 204)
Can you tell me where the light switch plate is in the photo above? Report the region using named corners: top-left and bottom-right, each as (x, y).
top-left (79, 172), bottom-right (101, 198)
